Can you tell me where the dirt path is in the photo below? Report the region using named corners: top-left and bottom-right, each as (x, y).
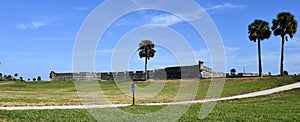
top-left (1, 82), bottom-right (300, 110)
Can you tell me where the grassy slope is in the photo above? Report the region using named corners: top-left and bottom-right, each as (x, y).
top-left (0, 88), bottom-right (299, 121)
top-left (0, 76), bottom-right (299, 106)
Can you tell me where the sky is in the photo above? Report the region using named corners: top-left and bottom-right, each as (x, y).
top-left (0, 0), bottom-right (299, 80)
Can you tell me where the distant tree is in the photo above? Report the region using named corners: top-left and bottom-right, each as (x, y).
top-left (230, 68), bottom-right (236, 76)
top-left (248, 19), bottom-right (271, 77)
top-left (33, 78), bottom-right (36, 81)
top-left (14, 73), bottom-right (18, 80)
top-left (49, 71), bottom-right (55, 79)
top-left (19, 77), bottom-right (23, 81)
top-left (6, 75), bottom-right (12, 81)
top-left (28, 78), bottom-right (30, 81)
top-left (3, 75), bottom-right (7, 80)
top-left (272, 12), bottom-right (298, 76)
top-left (0, 73), bottom-right (2, 79)
top-left (283, 71), bottom-right (289, 76)
top-left (138, 40), bottom-right (156, 80)
top-left (37, 76), bottom-right (41, 81)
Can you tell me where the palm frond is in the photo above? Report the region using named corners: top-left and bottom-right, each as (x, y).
top-left (248, 19), bottom-right (271, 42)
top-left (138, 40), bottom-right (156, 60)
top-left (272, 12), bottom-right (298, 40)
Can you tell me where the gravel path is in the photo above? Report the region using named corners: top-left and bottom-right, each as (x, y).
top-left (1, 82), bottom-right (300, 110)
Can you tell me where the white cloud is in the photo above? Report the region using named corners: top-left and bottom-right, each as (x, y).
top-left (16, 16), bottom-right (57, 30)
top-left (150, 14), bottom-right (183, 26)
top-left (286, 53), bottom-right (300, 71)
top-left (147, 3), bottom-right (245, 26)
top-left (16, 22), bottom-right (47, 30)
top-left (113, 2), bottom-right (245, 27)
top-left (286, 37), bottom-right (300, 50)
top-left (97, 49), bottom-right (113, 53)
top-left (32, 22), bottom-right (46, 29)
top-left (225, 46), bottom-right (241, 53)
top-left (129, 0), bottom-right (158, 8)
top-left (221, 46), bottom-right (257, 72)
top-left (17, 24), bottom-right (27, 30)
top-left (73, 6), bottom-right (88, 11)
top-left (148, 9), bottom-right (207, 26)
top-left (130, 0), bottom-right (139, 5)
top-left (194, 49), bottom-right (210, 61)
top-left (205, 3), bottom-right (246, 11)
top-left (16, 52), bottom-right (36, 57)
top-left (96, 49), bottom-right (114, 55)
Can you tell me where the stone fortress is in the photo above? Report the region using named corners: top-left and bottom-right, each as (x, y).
top-left (49, 60), bottom-right (256, 81)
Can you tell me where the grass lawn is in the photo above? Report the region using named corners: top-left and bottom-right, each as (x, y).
top-left (0, 76), bottom-right (299, 106)
top-left (0, 88), bottom-right (299, 121)
top-left (0, 81), bottom-right (79, 106)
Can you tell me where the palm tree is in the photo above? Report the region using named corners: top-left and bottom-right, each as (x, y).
top-left (271, 12), bottom-right (298, 76)
top-left (138, 40), bottom-right (156, 80)
top-left (230, 68), bottom-right (236, 76)
top-left (248, 19), bottom-right (271, 77)
top-left (14, 73), bottom-right (18, 80)
top-left (37, 76), bottom-right (42, 81)
top-left (19, 77), bottom-right (23, 81)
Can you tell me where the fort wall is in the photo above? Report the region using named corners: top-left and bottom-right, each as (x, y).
top-left (50, 61), bottom-right (226, 81)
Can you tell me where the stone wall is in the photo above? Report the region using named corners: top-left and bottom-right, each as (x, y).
top-left (50, 60), bottom-right (226, 81)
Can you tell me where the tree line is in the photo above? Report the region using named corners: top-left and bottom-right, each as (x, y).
top-left (248, 12), bottom-right (298, 77)
top-left (0, 72), bottom-right (42, 81)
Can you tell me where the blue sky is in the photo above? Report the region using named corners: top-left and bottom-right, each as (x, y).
top-left (0, 0), bottom-right (299, 80)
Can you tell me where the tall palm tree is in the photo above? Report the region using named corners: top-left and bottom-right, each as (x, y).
top-left (14, 73), bottom-right (18, 80)
top-left (37, 76), bottom-right (42, 81)
top-left (248, 19), bottom-right (271, 77)
top-left (271, 12), bottom-right (298, 76)
top-left (19, 77), bottom-right (23, 81)
top-left (138, 40), bottom-right (156, 80)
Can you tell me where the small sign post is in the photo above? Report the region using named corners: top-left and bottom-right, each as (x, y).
top-left (131, 82), bottom-right (135, 105)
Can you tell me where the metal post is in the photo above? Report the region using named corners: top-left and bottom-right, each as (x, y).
top-left (133, 90), bottom-right (135, 105)
top-left (132, 82), bottom-right (135, 105)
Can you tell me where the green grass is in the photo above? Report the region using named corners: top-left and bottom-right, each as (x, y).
top-left (0, 109), bottom-right (95, 122)
top-left (0, 81), bottom-right (79, 106)
top-left (179, 88), bottom-right (300, 121)
top-left (0, 76), bottom-right (299, 106)
top-left (0, 88), bottom-right (299, 121)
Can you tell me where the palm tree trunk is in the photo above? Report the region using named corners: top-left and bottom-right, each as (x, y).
top-left (145, 56), bottom-right (148, 81)
top-left (258, 39), bottom-right (262, 77)
top-left (280, 35), bottom-right (285, 76)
